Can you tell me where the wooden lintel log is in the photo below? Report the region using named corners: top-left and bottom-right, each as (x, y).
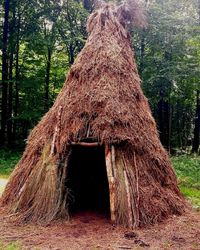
top-left (70, 142), bottom-right (99, 147)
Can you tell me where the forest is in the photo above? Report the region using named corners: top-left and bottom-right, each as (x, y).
top-left (0, 0), bottom-right (199, 249)
top-left (0, 0), bottom-right (199, 154)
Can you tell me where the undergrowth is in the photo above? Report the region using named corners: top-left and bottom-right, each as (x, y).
top-left (0, 150), bottom-right (21, 178)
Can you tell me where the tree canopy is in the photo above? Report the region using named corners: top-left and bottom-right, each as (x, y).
top-left (0, 0), bottom-right (199, 153)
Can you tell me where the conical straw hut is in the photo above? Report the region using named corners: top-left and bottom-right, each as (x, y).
top-left (1, 0), bottom-right (185, 228)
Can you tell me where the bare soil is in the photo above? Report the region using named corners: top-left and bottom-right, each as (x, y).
top-left (0, 210), bottom-right (199, 250)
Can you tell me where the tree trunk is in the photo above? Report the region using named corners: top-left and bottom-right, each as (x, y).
top-left (83, 0), bottom-right (93, 12)
top-left (168, 103), bottom-right (172, 154)
top-left (0, 0), bottom-right (10, 147)
top-left (140, 30), bottom-right (145, 74)
top-left (139, 0), bottom-right (149, 74)
top-left (176, 101), bottom-right (182, 149)
top-left (68, 44), bottom-right (74, 65)
top-left (44, 47), bottom-right (52, 111)
top-left (192, 90), bottom-right (200, 153)
top-left (13, 12), bottom-right (21, 143)
top-left (158, 90), bottom-right (170, 150)
top-left (7, 4), bottom-right (16, 147)
top-left (192, 1), bottom-right (200, 153)
top-left (7, 52), bottom-right (14, 146)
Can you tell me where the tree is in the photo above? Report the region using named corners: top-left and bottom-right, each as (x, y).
top-left (192, 0), bottom-right (200, 153)
top-left (0, 0), bottom-right (10, 146)
top-left (133, 0), bottom-right (198, 152)
top-left (192, 90), bottom-right (200, 153)
top-left (0, 0), bottom-right (199, 152)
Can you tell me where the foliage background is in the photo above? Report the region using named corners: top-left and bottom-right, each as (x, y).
top-left (0, 0), bottom-right (199, 153)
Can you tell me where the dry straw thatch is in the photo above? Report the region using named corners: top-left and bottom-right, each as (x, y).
top-left (1, 0), bottom-right (185, 228)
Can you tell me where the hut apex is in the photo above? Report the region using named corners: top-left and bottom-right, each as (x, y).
top-left (1, 0), bottom-right (185, 228)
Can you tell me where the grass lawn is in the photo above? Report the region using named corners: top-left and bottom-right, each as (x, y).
top-left (0, 150), bottom-right (199, 210)
top-left (172, 155), bottom-right (200, 210)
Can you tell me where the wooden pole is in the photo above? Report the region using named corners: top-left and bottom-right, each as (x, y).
top-left (123, 154), bottom-right (139, 228)
top-left (124, 170), bottom-right (133, 228)
top-left (51, 105), bottom-right (62, 155)
top-left (133, 151), bottom-right (139, 228)
top-left (105, 145), bottom-right (116, 223)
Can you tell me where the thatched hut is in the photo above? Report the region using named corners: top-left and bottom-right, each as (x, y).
top-left (1, 0), bottom-right (185, 228)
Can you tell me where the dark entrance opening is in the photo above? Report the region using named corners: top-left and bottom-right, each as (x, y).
top-left (67, 145), bottom-right (110, 216)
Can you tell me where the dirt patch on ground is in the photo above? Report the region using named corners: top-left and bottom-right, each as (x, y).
top-left (0, 210), bottom-right (199, 250)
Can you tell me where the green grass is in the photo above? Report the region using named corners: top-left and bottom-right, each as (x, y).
top-left (172, 155), bottom-right (200, 210)
top-left (0, 242), bottom-right (21, 250)
top-left (0, 150), bottom-right (21, 178)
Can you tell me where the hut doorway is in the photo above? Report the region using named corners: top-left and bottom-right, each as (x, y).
top-left (67, 145), bottom-right (110, 217)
